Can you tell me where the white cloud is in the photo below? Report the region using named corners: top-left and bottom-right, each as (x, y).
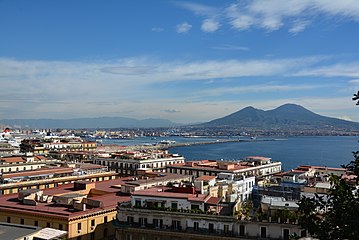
top-left (201, 19), bottom-right (220, 32)
top-left (177, 0), bottom-right (359, 33)
top-left (176, 22), bottom-right (192, 33)
top-left (289, 20), bottom-right (311, 34)
top-left (0, 56), bottom-right (349, 121)
top-left (200, 83), bottom-right (327, 97)
top-left (151, 27), bottom-right (164, 32)
top-left (294, 62), bottom-right (359, 77)
top-left (349, 79), bottom-right (359, 84)
top-left (211, 44), bottom-right (249, 51)
top-left (174, 1), bottom-right (218, 16)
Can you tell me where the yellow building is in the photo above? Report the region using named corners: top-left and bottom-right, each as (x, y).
top-left (0, 171), bottom-right (118, 195)
top-left (0, 179), bottom-right (131, 240)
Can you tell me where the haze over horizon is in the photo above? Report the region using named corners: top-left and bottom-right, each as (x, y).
top-left (1, 0), bottom-right (359, 123)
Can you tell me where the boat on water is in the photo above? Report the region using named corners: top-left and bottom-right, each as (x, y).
top-left (159, 140), bottom-right (176, 145)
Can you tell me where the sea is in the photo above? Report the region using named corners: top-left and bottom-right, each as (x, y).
top-left (101, 136), bottom-right (359, 171)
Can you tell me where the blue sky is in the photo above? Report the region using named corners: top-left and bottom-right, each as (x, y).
top-left (1, 0), bottom-right (359, 123)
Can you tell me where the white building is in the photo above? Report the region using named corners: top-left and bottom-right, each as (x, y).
top-left (117, 189), bottom-right (306, 240)
top-left (167, 157), bottom-right (281, 179)
top-left (194, 173), bottom-right (256, 203)
top-left (95, 150), bottom-right (185, 175)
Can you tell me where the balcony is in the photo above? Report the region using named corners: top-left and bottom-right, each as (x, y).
top-left (114, 221), bottom-right (235, 237)
top-left (117, 204), bottom-right (234, 221)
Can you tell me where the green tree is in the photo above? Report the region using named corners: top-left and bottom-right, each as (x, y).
top-left (297, 95), bottom-right (359, 239)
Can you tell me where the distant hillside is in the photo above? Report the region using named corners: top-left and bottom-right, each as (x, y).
top-left (0, 117), bottom-right (178, 129)
top-left (201, 104), bottom-right (359, 130)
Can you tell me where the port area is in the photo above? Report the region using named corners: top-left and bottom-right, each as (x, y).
top-left (125, 138), bottom-right (287, 151)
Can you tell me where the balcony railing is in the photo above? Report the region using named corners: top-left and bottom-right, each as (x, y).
top-left (117, 203), bottom-right (232, 218)
top-left (117, 204), bottom-right (234, 221)
top-left (114, 221), bottom-right (235, 237)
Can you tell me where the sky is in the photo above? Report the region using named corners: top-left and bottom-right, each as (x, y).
top-left (1, 0), bottom-right (359, 123)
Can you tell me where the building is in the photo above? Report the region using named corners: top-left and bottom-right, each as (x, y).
top-left (95, 150), bottom-right (185, 175)
top-left (0, 179), bottom-right (129, 240)
top-left (167, 156), bottom-right (281, 179)
top-left (0, 222), bottom-right (67, 240)
top-left (1, 163), bottom-right (108, 184)
top-left (116, 185), bottom-right (305, 240)
top-left (0, 173), bottom-right (190, 240)
top-left (0, 154), bottom-right (60, 174)
top-left (260, 195), bottom-right (299, 217)
top-left (21, 138), bottom-right (97, 156)
top-left (0, 142), bottom-right (20, 156)
top-left (0, 171), bottom-right (118, 196)
top-left (0, 162), bottom-right (118, 196)
top-left (20, 139), bottom-right (48, 155)
top-left (194, 173), bottom-right (256, 203)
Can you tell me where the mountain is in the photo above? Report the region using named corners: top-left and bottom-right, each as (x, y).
top-left (0, 117), bottom-right (178, 129)
top-left (202, 104), bottom-right (359, 130)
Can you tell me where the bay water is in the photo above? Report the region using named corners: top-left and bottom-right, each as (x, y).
top-left (102, 136), bottom-right (359, 171)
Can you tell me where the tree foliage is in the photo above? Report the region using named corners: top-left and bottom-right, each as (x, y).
top-left (297, 95), bottom-right (359, 239)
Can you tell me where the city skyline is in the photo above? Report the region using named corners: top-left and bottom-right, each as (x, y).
top-left (1, 0), bottom-right (359, 123)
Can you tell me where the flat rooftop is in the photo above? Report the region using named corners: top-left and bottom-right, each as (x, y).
top-left (168, 159), bottom-right (280, 172)
top-left (0, 173), bottom-right (188, 220)
top-left (0, 179), bottom-right (131, 220)
top-left (0, 222), bottom-right (40, 240)
top-left (132, 186), bottom-right (208, 202)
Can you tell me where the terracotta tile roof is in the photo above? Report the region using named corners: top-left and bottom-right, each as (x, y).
top-left (0, 179), bottom-right (131, 220)
top-left (0, 157), bottom-right (25, 163)
top-left (196, 175), bottom-right (216, 181)
top-left (34, 155), bottom-right (47, 161)
top-left (205, 196), bottom-right (221, 205)
top-left (298, 165), bottom-right (346, 171)
top-left (2, 167), bottom-right (74, 179)
top-left (133, 187), bottom-right (208, 202)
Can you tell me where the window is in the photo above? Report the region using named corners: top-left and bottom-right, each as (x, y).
top-left (7, 217), bottom-right (10, 223)
top-left (153, 219), bottom-right (163, 228)
top-left (47, 222), bottom-right (50, 227)
top-left (283, 229), bottom-right (290, 240)
top-left (104, 216), bottom-right (108, 223)
top-left (209, 223), bottom-right (214, 233)
top-left (135, 200), bottom-right (141, 207)
top-left (59, 224), bottom-right (63, 230)
top-left (194, 222), bottom-right (199, 231)
top-left (171, 202), bottom-right (178, 209)
top-left (91, 219), bottom-right (95, 227)
top-left (77, 222), bottom-right (82, 231)
top-left (34, 220), bottom-right (38, 226)
top-left (172, 220), bottom-right (181, 230)
top-left (260, 227), bottom-right (267, 238)
top-left (127, 216), bottom-right (134, 224)
top-left (191, 204), bottom-right (200, 210)
top-left (224, 225), bottom-right (229, 234)
top-left (20, 219), bottom-right (24, 225)
top-left (239, 225), bottom-right (245, 236)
